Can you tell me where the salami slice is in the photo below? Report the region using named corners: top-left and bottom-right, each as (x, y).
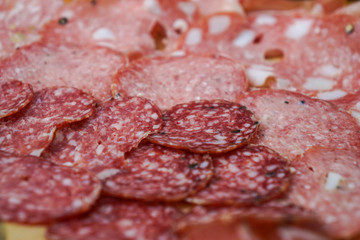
top-left (42, 97), bottom-right (162, 179)
top-left (238, 89), bottom-right (360, 161)
top-left (330, 90), bottom-right (360, 124)
top-left (0, 151), bottom-right (101, 224)
top-left (0, 87), bottom-right (94, 156)
top-left (148, 100), bottom-right (259, 154)
top-left (0, 41), bottom-right (127, 101)
top-left (0, 80), bottom-right (33, 119)
top-left (47, 197), bottom-right (182, 240)
top-left (186, 145), bottom-right (290, 206)
top-left (103, 142), bottom-right (213, 201)
top-left (288, 147), bottom-right (360, 238)
top-left (112, 53), bottom-right (248, 110)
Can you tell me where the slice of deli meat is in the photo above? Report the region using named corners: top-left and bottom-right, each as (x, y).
top-left (42, 97), bottom-right (162, 179)
top-left (238, 89), bottom-right (360, 161)
top-left (0, 80), bottom-right (33, 118)
top-left (103, 142), bottom-right (213, 201)
top-left (47, 197), bottom-right (182, 240)
top-left (0, 151), bottom-right (101, 224)
top-left (0, 87), bottom-right (94, 156)
top-left (0, 41), bottom-right (127, 101)
top-left (148, 100), bottom-right (259, 154)
top-left (330, 90), bottom-right (360, 124)
top-left (289, 147), bottom-right (360, 239)
top-left (186, 145), bottom-right (290, 206)
top-left (112, 53), bottom-right (248, 110)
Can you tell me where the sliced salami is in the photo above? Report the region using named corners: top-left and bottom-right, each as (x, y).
top-left (0, 41), bottom-right (127, 100)
top-left (0, 151), bottom-right (101, 224)
top-left (330, 90), bottom-right (360, 124)
top-left (0, 80), bottom-right (33, 118)
top-left (191, 0), bottom-right (244, 16)
top-left (112, 53), bottom-right (248, 110)
top-left (288, 147), bottom-right (360, 239)
top-left (148, 100), bottom-right (259, 154)
top-left (0, 87), bottom-right (94, 156)
top-left (186, 145), bottom-right (290, 206)
top-left (238, 89), bottom-right (360, 160)
top-left (42, 97), bottom-right (162, 179)
top-left (103, 142), bottom-right (213, 201)
top-left (47, 197), bottom-right (182, 240)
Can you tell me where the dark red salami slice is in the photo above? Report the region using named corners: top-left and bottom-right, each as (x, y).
top-left (288, 147), bottom-right (360, 238)
top-left (0, 151), bottom-right (101, 224)
top-left (238, 89), bottom-right (360, 161)
top-left (0, 87), bottom-right (94, 156)
top-left (112, 53), bottom-right (248, 110)
top-left (186, 145), bottom-right (290, 206)
top-left (148, 100), bottom-right (259, 154)
top-left (330, 90), bottom-right (360, 124)
top-left (103, 142), bottom-right (213, 201)
top-left (42, 97), bottom-right (162, 179)
top-left (0, 80), bottom-right (33, 118)
top-left (0, 41), bottom-right (127, 100)
top-left (47, 197), bottom-right (182, 240)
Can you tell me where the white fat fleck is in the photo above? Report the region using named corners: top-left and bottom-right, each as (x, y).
top-left (62, 178), bottom-right (73, 186)
top-left (171, 50), bottom-right (186, 57)
top-left (9, 197), bottom-right (22, 205)
top-left (123, 229), bottom-right (137, 238)
top-left (54, 88), bottom-right (64, 96)
top-left (200, 161), bottom-right (209, 168)
top-left (208, 15), bottom-right (231, 35)
top-left (324, 172), bottom-right (343, 191)
top-left (351, 111), bottom-right (360, 124)
top-left (232, 30), bottom-right (256, 47)
top-left (317, 90), bottom-right (347, 100)
top-left (92, 28), bottom-right (116, 40)
top-left (30, 148), bottom-right (44, 157)
top-left (228, 163), bottom-right (239, 173)
top-left (97, 168), bottom-right (120, 180)
top-left (143, 0), bottom-right (162, 15)
top-left (246, 65), bottom-right (274, 87)
top-left (72, 199), bottom-right (83, 209)
top-left (355, 102), bottom-right (360, 111)
top-left (173, 19), bottom-right (188, 34)
top-left (254, 14), bottom-right (277, 25)
top-left (303, 77), bottom-right (334, 91)
top-left (285, 19), bottom-right (313, 39)
top-left (151, 113), bottom-right (158, 120)
top-left (177, 1), bottom-right (196, 19)
top-left (316, 64), bottom-right (342, 78)
top-left (96, 144), bottom-right (105, 155)
top-left (185, 28), bottom-right (202, 45)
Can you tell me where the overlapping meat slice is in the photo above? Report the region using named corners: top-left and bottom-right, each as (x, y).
top-left (0, 151), bottom-right (101, 224)
top-left (238, 89), bottom-right (360, 161)
top-left (148, 100), bottom-right (259, 154)
top-left (186, 145), bottom-right (290, 206)
top-left (0, 41), bottom-right (127, 101)
top-left (0, 87), bottom-right (94, 156)
top-left (0, 80), bottom-right (33, 118)
top-left (112, 53), bottom-right (248, 109)
top-left (47, 197), bottom-right (182, 240)
top-left (42, 97), bottom-right (162, 179)
top-left (103, 142), bottom-right (213, 201)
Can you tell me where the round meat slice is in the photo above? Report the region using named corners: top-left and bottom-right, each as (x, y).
top-left (0, 41), bottom-right (127, 100)
top-left (47, 197), bottom-right (182, 240)
top-left (186, 145), bottom-right (290, 206)
top-left (42, 97), bottom-right (162, 179)
top-left (148, 100), bottom-right (259, 154)
top-left (103, 142), bottom-right (213, 201)
top-left (0, 80), bottom-right (33, 118)
top-left (0, 151), bottom-right (101, 224)
top-left (238, 89), bottom-right (360, 161)
top-left (289, 147), bottom-right (360, 239)
top-left (112, 53), bottom-right (248, 110)
top-left (0, 87), bottom-right (94, 156)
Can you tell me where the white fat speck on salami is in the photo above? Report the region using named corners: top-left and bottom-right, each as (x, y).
top-left (186, 145), bottom-right (290, 206)
top-left (288, 147), bottom-right (360, 239)
top-left (0, 41), bottom-right (127, 101)
top-left (46, 197), bottom-right (182, 240)
top-left (0, 80), bottom-right (33, 118)
top-left (103, 142), bottom-right (213, 201)
top-left (0, 87), bottom-right (94, 156)
top-left (112, 53), bottom-right (248, 110)
top-left (330, 90), bottom-right (360, 124)
top-left (42, 97), bottom-right (162, 178)
top-left (0, 151), bottom-right (101, 224)
top-left (238, 89), bottom-right (360, 160)
top-left (148, 100), bottom-right (259, 154)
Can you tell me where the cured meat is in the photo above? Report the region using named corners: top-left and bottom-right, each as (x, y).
top-left (148, 100), bottom-right (259, 154)
top-left (0, 87), bottom-right (94, 156)
top-left (42, 97), bottom-right (162, 179)
top-left (47, 197), bottom-right (182, 240)
top-left (288, 147), bottom-right (360, 238)
top-left (238, 89), bottom-right (360, 160)
top-left (0, 80), bottom-right (33, 118)
top-left (186, 145), bottom-right (290, 206)
top-left (330, 90), bottom-right (360, 124)
top-left (103, 142), bottom-right (213, 201)
top-left (335, 1), bottom-right (360, 17)
top-left (0, 151), bottom-right (101, 224)
top-left (112, 53), bottom-right (248, 109)
top-left (191, 0), bottom-right (244, 15)
top-left (0, 41), bottom-right (127, 101)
